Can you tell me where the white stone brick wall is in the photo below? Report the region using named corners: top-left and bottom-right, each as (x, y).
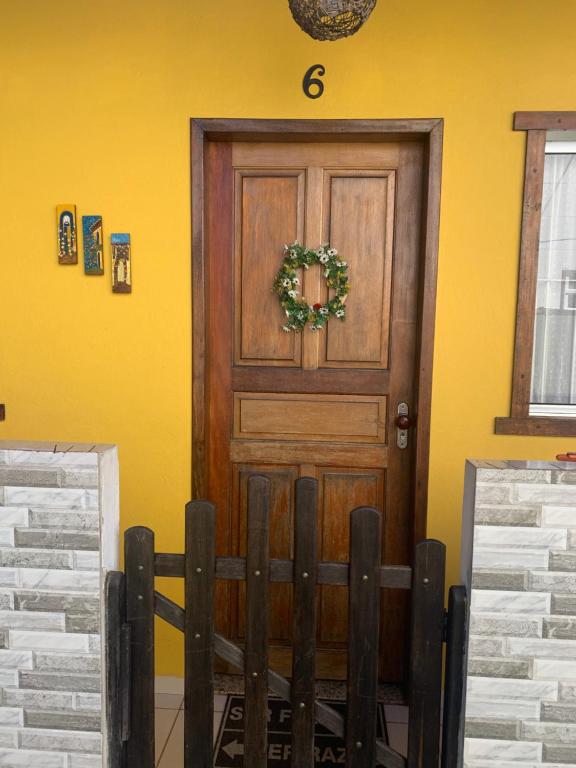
top-left (462, 460), bottom-right (576, 768)
top-left (0, 443), bottom-right (118, 768)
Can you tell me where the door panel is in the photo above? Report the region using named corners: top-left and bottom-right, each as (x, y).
top-left (233, 393), bottom-right (386, 443)
top-left (233, 464), bottom-right (297, 643)
top-left (318, 468), bottom-right (385, 645)
top-left (234, 171), bottom-right (305, 366)
top-left (205, 139), bottom-right (424, 681)
top-left (321, 171), bottom-right (395, 368)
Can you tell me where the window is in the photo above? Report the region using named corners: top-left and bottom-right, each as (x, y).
top-left (531, 139), bottom-right (576, 414)
top-left (496, 113), bottom-right (576, 436)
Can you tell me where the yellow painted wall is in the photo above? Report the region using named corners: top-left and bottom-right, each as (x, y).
top-left (2, 0), bottom-right (575, 675)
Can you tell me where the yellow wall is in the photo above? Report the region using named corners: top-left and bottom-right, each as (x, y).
top-left (2, 0), bottom-right (575, 675)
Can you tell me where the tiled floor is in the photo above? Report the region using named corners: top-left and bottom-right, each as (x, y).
top-left (384, 705), bottom-right (409, 757)
top-left (155, 692), bottom-right (227, 767)
top-left (154, 678), bottom-right (409, 767)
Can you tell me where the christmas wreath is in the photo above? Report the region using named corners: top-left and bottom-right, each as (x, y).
top-left (273, 242), bottom-right (350, 332)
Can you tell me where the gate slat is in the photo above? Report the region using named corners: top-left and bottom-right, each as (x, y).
top-left (346, 507), bottom-right (382, 768)
top-left (291, 477), bottom-right (318, 768)
top-left (442, 585), bottom-right (468, 768)
top-left (154, 552), bottom-right (412, 589)
top-left (185, 500), bottom-right (216, 768)
top-left (154, 591), bottom-right (185, 631)
top-left (104, 571), bottom-right (126, 768)
top-left (407, 540), bottom-right (446, 768)
top-left (245, 475), bottom-right (271, 768)
top-left (120, 623), bottom-right (131, 745)
top-left (125, 527), bottom-right (155, 768)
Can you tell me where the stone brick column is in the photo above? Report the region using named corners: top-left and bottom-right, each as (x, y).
top-left (0, 442), bottom-right (118, 768)
top-left (461, 460), bottom-right (576, 767)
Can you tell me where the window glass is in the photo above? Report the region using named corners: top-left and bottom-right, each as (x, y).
top-left (531, 142), bottom-right (576, 406)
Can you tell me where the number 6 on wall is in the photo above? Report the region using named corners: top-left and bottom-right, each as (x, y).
top-left (302, 64), bottom-right (325, 99)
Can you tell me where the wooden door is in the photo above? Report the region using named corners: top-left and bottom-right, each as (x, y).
top-left (204, 139), bottom-right (424, 682)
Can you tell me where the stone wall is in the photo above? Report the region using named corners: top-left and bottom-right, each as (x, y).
top-left (0, 442), bottom-right (118, 768)
top-left (462, 460), bottom-right (576, 767)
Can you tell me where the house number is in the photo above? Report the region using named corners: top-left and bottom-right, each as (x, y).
top-left (303, 64), bottom-right (325, 99)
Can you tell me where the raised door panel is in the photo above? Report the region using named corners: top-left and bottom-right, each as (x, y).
top-left (317, 468), bottom-right (385, 645)
top-left (320, 171), bottom-right (395, 369)
top-left (233, 393), bottom-right (386, 443)
top-left (234, 171), bottom-right (305, 366)
top-left (233, 464), bottom-right (298, 643)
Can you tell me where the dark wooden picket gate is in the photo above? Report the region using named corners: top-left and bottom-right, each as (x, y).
top-left (105, 476), bottom-right (467, 768)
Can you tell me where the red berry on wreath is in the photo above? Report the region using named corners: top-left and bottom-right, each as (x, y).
top-left (313, 303), bottom-right (322, 310)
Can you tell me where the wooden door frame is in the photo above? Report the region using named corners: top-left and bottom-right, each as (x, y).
top-left (190, 118), bottom-right (443, 542)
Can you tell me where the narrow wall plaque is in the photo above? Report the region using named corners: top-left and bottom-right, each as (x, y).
top-left (111, 233), bottom-right (132, 293)
top-left (82, 215), bottom-right (104, 275)
top-left (57, 204), bottom-right (78, 264)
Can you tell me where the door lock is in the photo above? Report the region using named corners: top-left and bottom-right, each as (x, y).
top-left (395, 403), bottom-right (412, 449)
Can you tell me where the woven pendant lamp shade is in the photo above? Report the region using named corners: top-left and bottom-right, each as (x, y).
top-left (288, 0), bottom-right (377, 40)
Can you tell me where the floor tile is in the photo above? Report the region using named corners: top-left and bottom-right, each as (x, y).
top-left (387, 722), bottom-right (409, 757)
top-left (214, 710), bottom-right (224, 744)
top-left (156, 709), bottom-right (225, 766)
top-left (156, 693), bottom-right (184, 710)
top-left (155, 708), bottom-right (180, 765)
top-left (156, 676), bottom-right (184, 695)
top-left (384, 704), bottom-right (409, 724)
top-left (155, 679), bottom-right (223, 711)
top-left (157, 711), bottom-right (182, 768)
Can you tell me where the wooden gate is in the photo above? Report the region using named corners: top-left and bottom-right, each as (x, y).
top-left (105, 476), bottom-right (467, 768)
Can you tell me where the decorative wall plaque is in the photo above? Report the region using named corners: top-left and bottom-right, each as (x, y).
top-left (111, 233), bottom-right (132, 293)
top-left (57, 204), bottom-right (78, 264)
top-left (82, 215), bottom-right (104, 275)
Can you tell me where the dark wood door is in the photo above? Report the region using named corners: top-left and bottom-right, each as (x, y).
top-left (204, 139), bottom-right (424, 682)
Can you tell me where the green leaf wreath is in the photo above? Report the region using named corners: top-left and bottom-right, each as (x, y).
top-left (273, 242), bottom-right (350, 332)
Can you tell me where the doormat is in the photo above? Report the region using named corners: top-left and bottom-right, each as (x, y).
top-left (214, 695), bottom-right (388, 767)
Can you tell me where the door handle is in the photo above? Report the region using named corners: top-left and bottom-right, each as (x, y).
top-left (396, 403), bottom-right (412, 449)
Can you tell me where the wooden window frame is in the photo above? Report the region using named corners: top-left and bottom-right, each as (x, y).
top-left (495, 112), bottom-right (576, 436)
top-left (190, 118), bottom-right (444, 542)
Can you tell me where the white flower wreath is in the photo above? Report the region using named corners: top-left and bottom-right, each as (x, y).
top-left (272, 242), bottom-right (350, 332)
